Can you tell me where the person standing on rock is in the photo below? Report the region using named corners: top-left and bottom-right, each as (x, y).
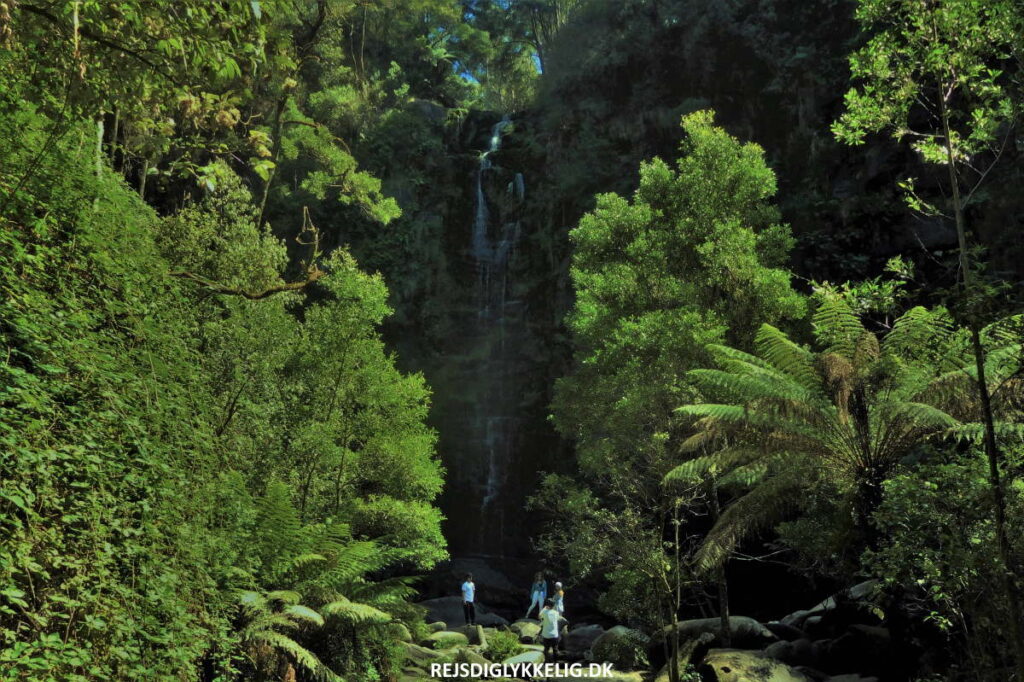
top-left (540, 598), bottom-right (561, 660)
top-left (552, 581), bottom-right (565, 616)
top-left (461, 573), bottom-right (476, 625)
top-left (525, 572), bottom-right (547, 619)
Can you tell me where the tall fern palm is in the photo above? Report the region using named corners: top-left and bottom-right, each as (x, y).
top-left (666, 299), bottom-right (1021, 572)
top-left (235, 590), bottom-right (341, 682)
top-left (246, 484), bottom-right (417, 678)
top-left (282, 523), bottom-right (402, 627)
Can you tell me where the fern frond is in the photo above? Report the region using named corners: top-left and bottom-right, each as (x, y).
top-left (694, 468), bottom-right (806, 574)
top-left (278, 553), bottom-right (328, 577)
top-left (883, 306), bottom-right (954, 357)
top-left (755, 324), bottom-right (818, 390)
top-left (688, 368), bottom-right (816, 405)
top-left (347, 576), bottom-right (419, 605)
top-left (718, 459), bottom-right (770, 489)
top-left (706, 344), bottom-right (775, 372)
top-left (257, 631), bottom-right (344, 682)
top-left (321, 597), bottom-right (391, 625)
top-left (664, 448), bottom-right (764, 485)
top-left (265, 590), bottom-right (303, 605)
top-left (812, 296), bottom-right (863, 359)
top-left (953, 421), bottom-right (1024, 444)
top-left (284, 604), bottom-right (325, 627)
top-left (877, 401), bottom-right (959, 430)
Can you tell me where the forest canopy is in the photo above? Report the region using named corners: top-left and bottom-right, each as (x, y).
top-left (2, 1), bottom-right (1024, 681)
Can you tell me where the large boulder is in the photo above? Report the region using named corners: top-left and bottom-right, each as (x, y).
top-left (510, 620), bottom-right (542, 643)
top-left (452, 624), bottom-right (487, 646)
top-left (422, 557), bottom-right (521, 609)
top-left (591, 625), bottom-right (650, 668)
top-left (700, 649), bottom-right (812, 682)
top-left (652, 632), bottom-right (716, 682)
top-left (652, 616), bottom-right (776, 654)
top-left (400, 642), bottom-right (445, 666)
top-left (476, 611), bottom-right (510, 627)
top-left (765, 621), bottom-right (805, 641)
top-left (503, 650), bottom-right (545, 666)
top-left (421, 631), bottom-right (470, 649)
top-left (780, 581), bottom-right (881, 631)
top-left (563, 624), bottom-right (604, 657)
top-left (417, 596), bottom-right (506, 628)
top-left (764, 638), bottom-right (821, 669)
top-left (455, 647), bottom-right (492, 667)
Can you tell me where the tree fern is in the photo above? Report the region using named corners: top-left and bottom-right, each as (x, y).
top-left (669, 305), bottom-right (1023, 575)
top-left (236, 590), bottom-right (342, 682)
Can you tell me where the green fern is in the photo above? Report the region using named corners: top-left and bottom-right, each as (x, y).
top-left (236, 590), bottom-right (343, 682)
top-left (667, 306), bottom-right (1023, 574)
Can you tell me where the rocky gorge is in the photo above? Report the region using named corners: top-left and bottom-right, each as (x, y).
top-left (395, 580), bottom-right (895, 681)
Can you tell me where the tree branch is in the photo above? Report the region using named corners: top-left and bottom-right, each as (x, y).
top-left (171, 206), bottom-right (326, 300)
top-left (18, 3), bottom-right (185, 86)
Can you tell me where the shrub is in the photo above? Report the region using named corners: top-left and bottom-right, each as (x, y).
top-left (484, 629), bottom-right (523, 661)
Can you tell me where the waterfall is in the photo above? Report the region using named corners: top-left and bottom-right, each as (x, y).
top-left (469, 115), bottom-right (521, 536)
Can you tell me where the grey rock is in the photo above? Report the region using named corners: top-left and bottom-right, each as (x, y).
top-left (591, 625), bottom-right (649, 666)
top-left (700, 648), bottom-right (811, 681)
top-left (655, 616), bottom-right (777, 649)
top-left (765, 621), bottom-right (805, 641)
top-left (400, 642), bottom-right (444, 665)
top-left (564, 624), bottom-right (604, 654)
top-left (503, 649), bottom-right (545, 666)
top-left (421, 631), bottom-right (469, 649)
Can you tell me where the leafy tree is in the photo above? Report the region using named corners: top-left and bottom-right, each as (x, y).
top-left (867, 447), bottom-right (1024, 679)
top-left (0, 99), bottom-right (445, 679)
top-left (543, 110), bottom-right (803, 681)
top-left (833, 0), bottom-right (1024, 670)
top-left (554, 109), bottom-right (803, 484)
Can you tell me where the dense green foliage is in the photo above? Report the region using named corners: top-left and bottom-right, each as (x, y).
top-left (0, 100), bottom-right (444, 679)
top-left (536, 110), bottom-right (803, 631)
top-left (3, 0), bottom-right (1024, 680)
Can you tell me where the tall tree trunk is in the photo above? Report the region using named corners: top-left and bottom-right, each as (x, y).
top-left (138, 157), bottom-right (149, 199)
top-left (940, 94), bottom-right (1024, 679)
top-left (670, 501), bottom-right (682, 682)
top-left (92, 113), bottom-right (103, 212)
top-left (256, 94), bottom-right (287, 228)
top-left (708, 478), bottom-right (731, 647)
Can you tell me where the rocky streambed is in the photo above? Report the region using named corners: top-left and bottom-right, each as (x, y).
top-left (401, 582), bottom-right (891, 681)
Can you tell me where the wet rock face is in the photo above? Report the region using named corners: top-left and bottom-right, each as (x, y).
top-left (424, 111), bottom-right (566, 559)
top-left (373, 106), bottom-right (569, 564)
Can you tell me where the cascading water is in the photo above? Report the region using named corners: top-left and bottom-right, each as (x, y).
top-left (467, 115), bottom-right (524, 548)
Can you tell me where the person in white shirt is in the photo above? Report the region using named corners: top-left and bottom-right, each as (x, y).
top-left (540, 599), bottom-right (561, 660)
top-left (461, 573), bottom-right (476, 625)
